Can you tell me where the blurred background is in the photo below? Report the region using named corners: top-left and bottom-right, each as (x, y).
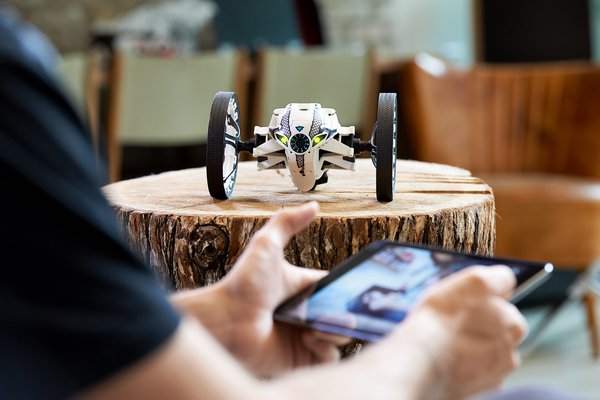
top-left (11, 0), bottom-right (600, 62)
top-left (8, 0), bottom-right (600, 396)
top-left (10, 0), bottom-right (600, 176)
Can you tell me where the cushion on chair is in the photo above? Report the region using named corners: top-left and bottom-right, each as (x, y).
top-left (481, 172), bottom-right (600, 269)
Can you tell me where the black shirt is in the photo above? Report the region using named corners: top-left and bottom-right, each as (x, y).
top-left (0, 10), bottom-right (181, 399)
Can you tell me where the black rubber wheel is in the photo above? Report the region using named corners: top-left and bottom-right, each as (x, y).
top-left (374, 93), bottom-right (397, 202)
top-left (206, 92), bottom-right (241, 199)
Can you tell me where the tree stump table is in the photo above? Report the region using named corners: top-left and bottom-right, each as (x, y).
top-left (104, 159), bottom-right (495, 355)
top-left (103, 159), bottom-right (495, 291)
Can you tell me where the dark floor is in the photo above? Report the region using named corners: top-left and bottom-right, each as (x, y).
top-left (516, 269), bottom-right (580, 309)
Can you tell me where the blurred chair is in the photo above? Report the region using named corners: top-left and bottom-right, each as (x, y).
top-left (57, 50), bottom-right (105, 155)
top-left (253, 46), bottom-right (377, 140)
top-left (57, 52), bottom-right (87, 110)
top-left (401, 53), bottom-right (600, 357)
top-left (106, 49), bottom-right (249, 182)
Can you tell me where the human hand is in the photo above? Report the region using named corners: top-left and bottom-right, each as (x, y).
top-left (386, 266), bottom-right (528, 400)
top-left (208, 202), bottom-right (350, 376)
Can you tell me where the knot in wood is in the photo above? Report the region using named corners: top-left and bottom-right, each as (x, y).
top-left (189, 224), bottom-right (229, 270)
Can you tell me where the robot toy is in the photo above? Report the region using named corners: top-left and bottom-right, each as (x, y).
top-left (206, 91), bottom-right (397, 202)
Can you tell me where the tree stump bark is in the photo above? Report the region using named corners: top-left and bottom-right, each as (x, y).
top-left (103, 159), bottom-right (495, 291)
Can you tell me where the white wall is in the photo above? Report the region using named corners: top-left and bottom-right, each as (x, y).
top-left (316, 0), bottom-right (475, 65)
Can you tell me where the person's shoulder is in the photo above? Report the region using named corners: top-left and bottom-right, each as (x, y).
top-left (0, 6), bottom-right (27, 52)
top-left (0, 6), bottom-right (58, 73)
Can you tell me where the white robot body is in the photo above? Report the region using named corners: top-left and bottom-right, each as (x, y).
top-left (253, 103), bottom-right (355, 192)
top-left (207, 91), bottom-right (397, 202)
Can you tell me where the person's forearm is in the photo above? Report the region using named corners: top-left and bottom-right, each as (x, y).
top-left (80, 314), bottom-right (441, 400)
top-left (170, 282), bottom-right (235, 350)
top-left (267, 313), bottom-right (442, 400)
top-left (171, 289), bottom-right (441, 399)
top-left (170, 284), bottom-right (445, 399)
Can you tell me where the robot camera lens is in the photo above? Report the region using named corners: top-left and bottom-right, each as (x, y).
top-left (290, 134), bottom-right (310, 153)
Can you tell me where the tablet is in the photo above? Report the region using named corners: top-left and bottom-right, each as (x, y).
top-left (274, 240), bottom-right (553, 342)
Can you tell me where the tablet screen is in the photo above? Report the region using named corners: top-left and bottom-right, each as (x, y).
top-left (274, 241), bottom-right (553, 342)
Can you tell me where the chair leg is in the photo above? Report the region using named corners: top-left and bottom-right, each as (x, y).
top-left (519, 299), bottom-right (566, 358)
top-left (584, 292), bottom-right (599, 358)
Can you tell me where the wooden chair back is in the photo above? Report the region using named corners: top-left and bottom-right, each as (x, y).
top-left (402, 53), bottom-right (600, 178)
top-left (106, 49), bottom-right (249, 182)
top-left (400, 53), bottom-right (600, 266)
top-left (58, 52), bottom-right (88, 109)
top-left (401, 54), bottom-right (600, 357)
top-left (253, 46), bottom-right (377, 140)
